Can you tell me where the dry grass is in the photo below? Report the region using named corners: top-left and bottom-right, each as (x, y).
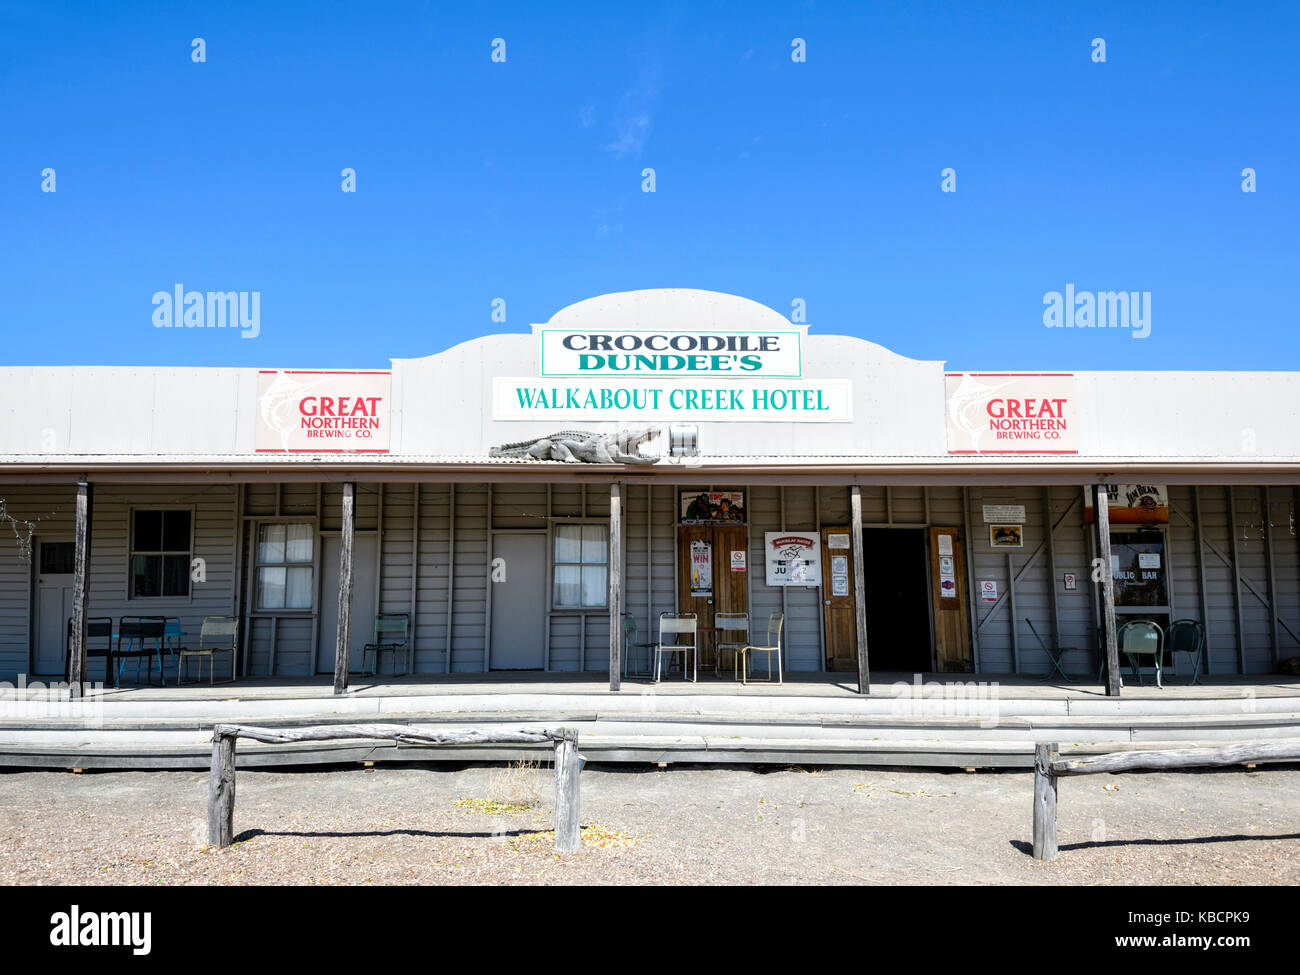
top-left (486, 759), bottom-right (545, 810)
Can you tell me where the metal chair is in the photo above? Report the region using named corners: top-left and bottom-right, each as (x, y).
top-left (1167, 619), bottom-right (1205, 685)
top-left (654, 613), bottom-right (697, 683)
top-left (65, 617), bottom-right (114, 683)
top-left (361, 613), bottom-right (411, 676)
top-left (621, 614), bottom-right (656, 678)
top-left (1119, 619), bottom-right (1165, 688)
top-left (176, 616), bottom-right (238, 684)
top-left (713, 612), bottom-right (750, 679)
top-left (739, 612), bottom-right (784, 685)
top-left (1026, 618), bottom-right (1076, 683)
top-left (159, 617), bottom-right (184, 680)
top-left (115, 616), bottom-right (167, 686)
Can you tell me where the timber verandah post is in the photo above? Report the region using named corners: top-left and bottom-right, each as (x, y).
top-left (608, 482), bottom-right (622, 691)
top-left (68, 481), bottom-right (93, 699)
top-left (333, 482), bottom-right (356, 695)
top-left (850, 486), bottom-right (871, 694)
top-left (1093, 484), bottom-right (1121, 697)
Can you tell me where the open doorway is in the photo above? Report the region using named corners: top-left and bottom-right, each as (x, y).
top-left (861, 528), bottom-right (931, 672)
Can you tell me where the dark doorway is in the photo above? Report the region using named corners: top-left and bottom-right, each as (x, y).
top-left (861, 528), bottom-right (931, 671)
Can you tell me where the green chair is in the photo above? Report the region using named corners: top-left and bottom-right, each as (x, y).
top-left (1119, 619), bottom-right (1164, 688)
top-left (621, 614), bottom-right (656, 678)
top-left (1166, 619), bottom-right (1205, 685)
top-left (361, 614), bottom-right (411, 677)
top-left (739, 612), bottom-right (785, 685)
top-left (713, 613), bottom-right (750, 679)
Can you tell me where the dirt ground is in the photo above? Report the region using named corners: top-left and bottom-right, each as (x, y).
top-left (1, 762), bottom-right (1297, 885)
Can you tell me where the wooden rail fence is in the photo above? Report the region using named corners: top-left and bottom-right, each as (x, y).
top-left (207, 723), bottom-right (584, 852)
top-left (1032, 739), bottom-right (1300, 860)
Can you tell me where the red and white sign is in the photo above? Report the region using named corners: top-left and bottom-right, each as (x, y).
top-left (256, 370), bottom-right (391, 453)
top-left (945, 372), bottom-right (1077, 454)
top-left (731, 550), bottom-right (747, 572)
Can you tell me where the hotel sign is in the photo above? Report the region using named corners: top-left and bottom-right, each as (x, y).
top-left (540, 329), bottom-right (803, 378)
top-left (945, 372), bottom-right (1077, 454)
top-left (493, 377), bottom-right (852, 422)
top-left (256, 370), bottom-right (391, 452)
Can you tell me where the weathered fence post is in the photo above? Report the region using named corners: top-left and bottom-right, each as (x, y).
top-left (553, 730), bottom-right (583, 853)
top-left (208, 727), bottom-right (237, 848)
top-left (1032, 742), bottom-right (1059, 861)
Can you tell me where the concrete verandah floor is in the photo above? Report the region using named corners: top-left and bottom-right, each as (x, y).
top-left (9, 668), bottom-right (1300, 702)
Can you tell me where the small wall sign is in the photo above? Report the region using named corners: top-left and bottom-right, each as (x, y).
top-left (1063, 572), bottom-right (1078, 591)
top-left (731, 550), bottom-right (746, 572)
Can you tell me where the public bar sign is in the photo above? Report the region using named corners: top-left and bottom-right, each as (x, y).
top-left (764, 532), bottom-right (823, 587)
top-left (540, 328), bottom-right (803, 379)
top-left (945, 372), bottom-right (1077, 454)
top-left (256, 370), bottom-right (391, 452)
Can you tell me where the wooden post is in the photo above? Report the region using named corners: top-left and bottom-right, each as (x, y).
top-left (1032, 742), bottom-right (1059, 860)
top-left (207, 729), bottom-right (237, 848)
top-left (553, 730), bottom-right (583, 852)
top-left (609, 482), bottom-right (622, 691)
top-left (850, 486), bottom-right (871, 694)
top-left (1093, 485), bottom-right (1120, 697)
top-left (334, 482), bottom-right (356, 695)
top-left (68, 482), bottom-right (93, 699)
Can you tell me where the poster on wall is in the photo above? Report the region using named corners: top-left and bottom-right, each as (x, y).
top-left (680, 490), bottom-right (746, 524)
top-left (690, 539), bottom-right (713, 596)
top-left (990, 524), bottom-right (1023, 548)
top-left (945, 372), bottom-right (1077, 454)
top-left (764, 532), bottom-right (823, 587)
top-left (256, 370), bottom-right (391, 453)
top-left (1083, 484), bottom-right (1169, 524)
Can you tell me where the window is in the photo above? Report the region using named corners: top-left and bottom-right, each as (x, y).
top-left (256, 523), bottom-right (314, 610)
top-left (1110, 531), bottom-right (1167, 607)
top-left (130, 509), bottom-right (192, 597)
top-left (39, 542), bottom-right (74, 575)
top-left (553, 524), bottom-right (607, 608)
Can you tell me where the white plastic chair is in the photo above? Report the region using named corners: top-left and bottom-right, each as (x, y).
top-left (655, 613), bottom-right (697, 683)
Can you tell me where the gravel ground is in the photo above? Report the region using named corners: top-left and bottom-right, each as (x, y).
top-left (1, 762), bottom-right (1297, 885)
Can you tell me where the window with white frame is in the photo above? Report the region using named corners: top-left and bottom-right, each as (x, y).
top-left (256, 523), bottom-right (314, 610)
top-left (130, 509), bottom-right (192, 598)
top-left (553, 524), bottom-right (608, 608)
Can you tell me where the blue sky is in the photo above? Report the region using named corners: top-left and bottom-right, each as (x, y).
top-left (2, 1), bottom-right (1296, 371)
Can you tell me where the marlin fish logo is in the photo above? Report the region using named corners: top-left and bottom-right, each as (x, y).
top-left (947, 374), bottom-right (1017, 452)
top-left (259, 371), bottom-right (326, 451)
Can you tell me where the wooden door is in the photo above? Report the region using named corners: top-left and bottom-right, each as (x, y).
top-left (821, 527), bottom-right (857, 671)
top-left (677, 525), bottom-right (749, 668)
top-left (929, 527), bottom-right (972, 672)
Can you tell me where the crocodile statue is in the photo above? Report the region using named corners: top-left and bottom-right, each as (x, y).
top-left (490, 426), bottom-right (661, 464)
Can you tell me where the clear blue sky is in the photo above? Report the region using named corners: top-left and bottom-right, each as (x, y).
top-left (2, 1), bottom-right (1296, 371)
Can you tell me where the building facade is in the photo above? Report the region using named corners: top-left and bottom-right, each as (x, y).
top-left (2, 289), bottom-right (1298, 686)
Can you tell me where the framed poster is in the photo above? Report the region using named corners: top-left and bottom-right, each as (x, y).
top-left (989, 524), bottom-right (1023, 548)
top-left (689, 539), bottom-right (713, 596)
top-left (680, 490), bottom-right (746, 525)
top-left (764, 532), bottom-right (822, 587)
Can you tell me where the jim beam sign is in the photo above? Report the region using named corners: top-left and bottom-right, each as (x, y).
top-left (945, 372), bottom-right (1077, 454)
top-left (257, 370), bottom-right (391, 452)
top-left (493, 328), bottom-right (852, 422)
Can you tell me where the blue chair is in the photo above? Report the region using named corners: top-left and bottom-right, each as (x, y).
top-left (1167, 619), bottom-right (1205, 685)
top-left (115, 616), bottom-right (166, 686)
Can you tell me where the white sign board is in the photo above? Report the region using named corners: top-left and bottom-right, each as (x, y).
top-left (945, 372), bottom-right (1077, 454)
top-left (979, 580), bottom-right (999, 602)
top-left (731, 550), bottom-right (747, 572)
top-left (540, 329), bottom-right (804, 379)
top-left (493, 377), bottom-right (852, 422)
top-left (982, 504), bottom-right (1026, 523)
top-left (256, 370), bottom-right (391, 453)
top-left (764, 532), bottom-right (822, 587)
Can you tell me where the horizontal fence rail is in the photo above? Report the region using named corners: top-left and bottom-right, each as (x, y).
top-left (207, 723), bottom-right (584, 852)
top-left (1032, 739), bottom-right (1300, 860)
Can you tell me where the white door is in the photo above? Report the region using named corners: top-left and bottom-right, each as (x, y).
top-left (316, 535), bottom-right (378, 674)
top-left (34, 540), bottom-right (76, 676)
top-left (490, 534), bottom-right (547, 670)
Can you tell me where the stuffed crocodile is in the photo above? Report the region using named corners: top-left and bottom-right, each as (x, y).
top-left (490, 427), bottom-right (661, 464)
